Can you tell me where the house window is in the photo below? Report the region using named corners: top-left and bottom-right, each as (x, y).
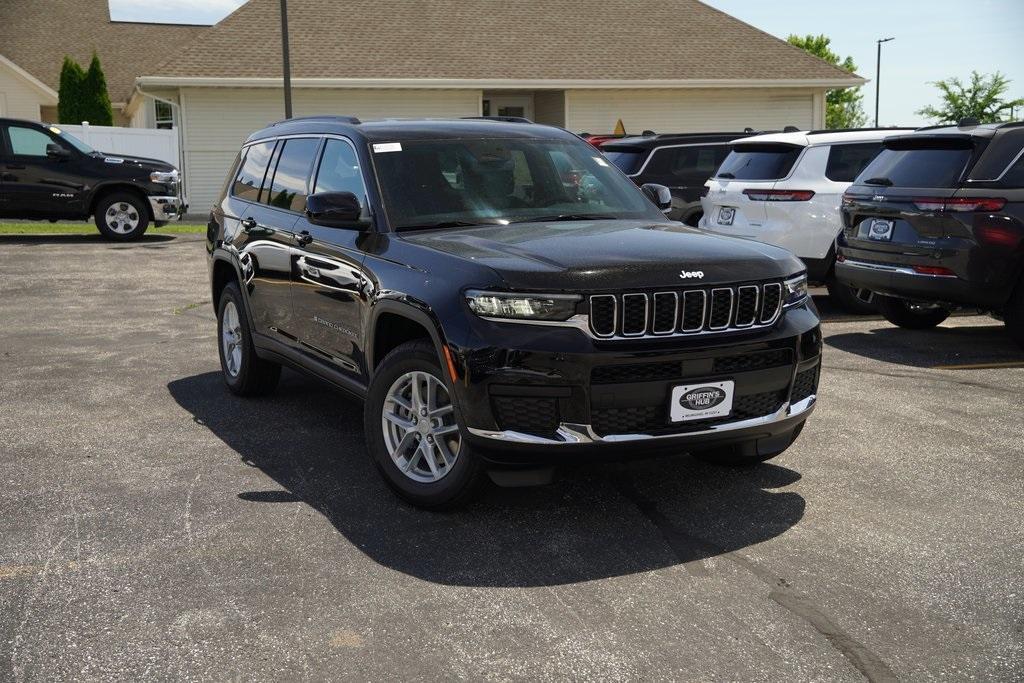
top-left (155, 100), bottom-right (174, 129)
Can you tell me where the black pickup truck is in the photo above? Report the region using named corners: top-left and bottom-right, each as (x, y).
top-left (207, 116), bottom-right (822, 508)
top-left (0, 117), bottom-right (185, 239)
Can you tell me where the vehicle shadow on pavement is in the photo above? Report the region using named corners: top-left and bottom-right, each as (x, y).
top-left (168, 371), bottom-right (806, 587)
top-left (0, 233), bottom-right (178, 245)
top-left (825, 323), bottom-right (1023, 368)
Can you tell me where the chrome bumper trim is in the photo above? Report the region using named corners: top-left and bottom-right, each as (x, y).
top-left (839, 259), bottom-right (957, 279)
top-left (467, 395), bottom-right (816, 445)
top-left (148, 195), bottom-right (187, 220)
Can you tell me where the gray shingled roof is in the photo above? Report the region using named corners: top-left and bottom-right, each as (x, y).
top-left (0, 0), bottom-right (204, 104)
top-left (147, 0), bottom-right (862, 83)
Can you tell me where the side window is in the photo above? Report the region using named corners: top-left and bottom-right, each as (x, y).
top-left (264, 137), bottom-right (319, 212)
top-left (232, 141), bottom-right (275, 202)
top-left (825, 143), bottom-right (883, 182)
top-left (644, 145), bottom-right (722, 186)
top-left (1001, 152), bottom-right (1024, 187)
top-left (8, 125), bottom-right (59, 157)
top-left (313, 139), bottom-right (368, 205)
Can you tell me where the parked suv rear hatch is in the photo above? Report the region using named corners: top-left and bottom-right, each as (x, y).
top-left (701, 142), bottom-right (803, 235)
top-left (841, 135), bottom-right (986, 267)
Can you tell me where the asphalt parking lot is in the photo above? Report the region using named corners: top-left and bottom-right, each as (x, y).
top-left (1, 233), bottom-right (1021, 681)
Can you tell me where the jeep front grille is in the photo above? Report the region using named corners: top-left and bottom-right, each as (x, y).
top-left (587, 282), bottom-right (783, 339)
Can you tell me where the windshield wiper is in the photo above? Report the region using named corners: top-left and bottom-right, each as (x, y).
top-left (717, 172), bottom-right (735, 179)
top-left (863, 177), bottom-right (893, 186)
top-left (396, 220), bottom-right (502, 231)
top-left (511, 213), bottom-right (618, 223)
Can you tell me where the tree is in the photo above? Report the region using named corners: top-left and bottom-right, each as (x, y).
top-left (81, 53), bottom-right (114, 126)
top-left (57, 56), bottom-right (86, 124)
top-left (787, 34), bottom-right (867, 129)
top-left (916, 71), bottom-right (1023, 124)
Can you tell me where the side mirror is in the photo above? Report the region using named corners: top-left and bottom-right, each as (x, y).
top-left (305, 191), bottom-right (370, 230)
top-left (46, 143), bottom-right (70, 160)
top-left (641, 183), bottom-right (673, 214)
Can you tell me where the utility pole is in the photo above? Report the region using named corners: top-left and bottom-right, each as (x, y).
top-left (280, 0), bottom-right (293, 119)
top-left (875, 37), bottom-right (894, 127)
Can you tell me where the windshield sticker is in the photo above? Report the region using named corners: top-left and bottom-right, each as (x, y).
top-left (593, 156), bottom-right (609, 167)
top-left (373, 142), bottom-right (402, 153)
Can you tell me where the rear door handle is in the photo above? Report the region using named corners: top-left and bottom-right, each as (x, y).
top-left (296, 230), bottom-right (313, 246)
top-left (240, 217), bottom-right (257, 231)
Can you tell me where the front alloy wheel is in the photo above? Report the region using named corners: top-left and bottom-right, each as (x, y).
top-left (381, 370), bottom-right (461, 483)
top-left (221, 300), bottom-right (243, 377)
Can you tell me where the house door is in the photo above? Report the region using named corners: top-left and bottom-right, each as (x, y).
top-left (483, 95), bottom-right (534, 120)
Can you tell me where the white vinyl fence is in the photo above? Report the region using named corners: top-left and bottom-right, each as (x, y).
top-left (59, 123), bottom-right (180, 169)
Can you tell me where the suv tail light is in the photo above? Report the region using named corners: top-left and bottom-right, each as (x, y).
top-left (912, 197), bottom-right (1006, 212)
top-left (974, 216), bottom-right (1023, 248)
top-left (743, 189), bottom-right (815, 201)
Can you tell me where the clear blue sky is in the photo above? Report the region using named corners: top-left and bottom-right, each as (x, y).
top-left (110, 0), bottom-right (1024, 127)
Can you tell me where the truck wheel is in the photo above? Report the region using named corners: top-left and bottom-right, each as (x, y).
top-left (1004, 280), bottom-right (1024, 348)
top-left (825, 274), bottom-right (876, 314)
top-left (876, 296), bottom-right (950, 329)
top-left (217, 282), bottom-right (281, 396)
top-left (693, 422), bottom-right (805, 466)
top-left (94, 192), bottom-right (150, 241)
top-left (364, 340), bottom-right (485, 510)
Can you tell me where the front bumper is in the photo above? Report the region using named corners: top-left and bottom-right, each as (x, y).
top-left (450, 303), bottom-right (821, 462)
top-left (148, 195), bottom-right (187, 221)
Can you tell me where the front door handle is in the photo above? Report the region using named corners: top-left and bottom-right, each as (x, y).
top-left (240, 217), bottom-right (257, 231)
top-left (296, 230), bottom-right (313, 246)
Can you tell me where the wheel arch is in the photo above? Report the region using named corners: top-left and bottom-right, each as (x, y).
top-left (367, 301), bottom-right (448, 377)
top-left (88, 183), bottom-right (154, 221)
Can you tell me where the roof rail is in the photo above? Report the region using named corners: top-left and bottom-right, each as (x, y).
top-left (462, 116), bottom-right (534, 124)
top-left (783, 126), bottom-right (801, 133)
top-left (269, 115), bottom-right (361, 126)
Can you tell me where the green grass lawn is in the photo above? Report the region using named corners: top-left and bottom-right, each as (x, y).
top-left (0, 222), bottom-right (206, 235)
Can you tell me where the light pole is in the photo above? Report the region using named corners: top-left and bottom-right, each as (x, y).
top-left (280, 0), bottom-right (293, 119)
top-left (875, 37), bottom-right (894, 127)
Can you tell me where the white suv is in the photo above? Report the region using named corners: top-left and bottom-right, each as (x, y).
top-left (699, 128), bottom-right (913, 312)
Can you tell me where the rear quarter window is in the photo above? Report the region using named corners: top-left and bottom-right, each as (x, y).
top-left (825, 143), bottom-right (883, 182)
top-left (232, 141), bottom-right (276, 202)
top-left (856, 145), bottom-right (972, 188)
top-left (644, 144), bottom-right (730, 185)
top-left (602, 149), bottom-right (646, 175)
top-left (716, 144), bottom-right (802, 180)
top-left (999, 153), bottom-right (1024, 187)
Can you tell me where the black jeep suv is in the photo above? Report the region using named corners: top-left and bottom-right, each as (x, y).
top-left (837, 121), bottom-right (1024, 346)
top-left (600, 131), bottom-right (758, 225)
top-left (0, 117), bottom-right (185, 239)
top-left (207, 117), bottom-right (821, 508)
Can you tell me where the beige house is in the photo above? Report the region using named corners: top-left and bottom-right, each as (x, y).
top-left (3, 0), bottom-right (865, 211)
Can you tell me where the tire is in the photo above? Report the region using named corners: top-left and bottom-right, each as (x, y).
top-left (1004, 280), bottom-right (1024, 348)
top-left (94, 192), bottom-right (150, 241)
top-left (217, 282), bottom-right (281, 396)
top-left (364, 340), bottom-right (485, 510)
top-left (693, 422), bottom-right (805, 467)
top-left (825, 273), bottom-right (877, 315)
top-left (876, 295), bottom-right (950, 330)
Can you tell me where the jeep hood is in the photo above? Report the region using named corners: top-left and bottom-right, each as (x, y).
top-left (401, 220), bottom-right (803, 290)
top-left (94, 152), bottom-right (175, 172)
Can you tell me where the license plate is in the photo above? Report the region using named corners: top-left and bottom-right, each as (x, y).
top-left (867, 218), bottom-right (894, 241)
top-left (670, 380), bottom-right (734, 423)
top-left (717, 207), bottom-right (736, 226)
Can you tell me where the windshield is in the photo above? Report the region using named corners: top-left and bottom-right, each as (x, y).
top-left (716, 144), bottom-right (802, 181)
top-left (48, 127), bottom-right (95, 154)
top-left (371, 137), bottom-right (662, 230)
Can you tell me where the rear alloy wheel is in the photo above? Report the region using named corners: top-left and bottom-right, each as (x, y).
top-left (94, 192), bottom-right (150, 241)
top-left (365, 340), bottom-right (485, 509)
top-left (876, 295), bottom-right (950, 330)
top-left (825, 274), bottom-right (877, 315)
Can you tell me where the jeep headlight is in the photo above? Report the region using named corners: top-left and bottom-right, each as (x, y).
top-left (783, 274), bottom-right (809, 308)
top-left (465, 290), bottom-right (581, 321)
top-left (150, 169), bottom-right (179, 184)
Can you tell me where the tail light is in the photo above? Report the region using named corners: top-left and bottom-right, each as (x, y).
top-left (911, 265), bottom-right (956, 277)
top-left (912, 197), bottom-right (1006, 212)
top-left (743, 189), bottom-right (815, 201)
top-left (974, 216), bottom-right (1023, 248)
